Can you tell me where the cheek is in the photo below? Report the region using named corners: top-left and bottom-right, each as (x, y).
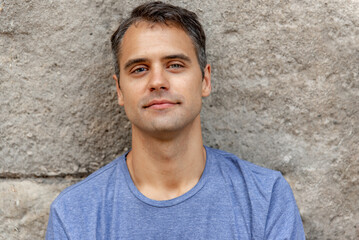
top-left (122, 96), bottom-right (139, 122)
top-left (123, 92), bottom-right (138, 108)
top-left (188, 79), bottom-right (204, 97)
top-left (180, 82), bottom-right (203, 107)
top-left (120, 89), bottom-right (135, 111)
top-left (179, 72), bottom-right (203, 91)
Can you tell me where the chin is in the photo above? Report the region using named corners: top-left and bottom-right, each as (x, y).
top-left (150, 122), bottom-right (185, 133)
top-left (131, 110), bottom-right (201, 137)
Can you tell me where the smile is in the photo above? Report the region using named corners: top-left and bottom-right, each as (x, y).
top-left (144, 100), bottom-right (179, 110)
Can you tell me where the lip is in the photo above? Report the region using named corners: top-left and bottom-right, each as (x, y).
top-left (144, 99), bottom-right (179, 110)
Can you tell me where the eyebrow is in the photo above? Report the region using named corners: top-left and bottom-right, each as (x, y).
top-left (163, 54), bottom-right (191, 63)
top-left (124, 58), bottom-right (148, 70)
top-left (123, 54), bottom-right (192, 71)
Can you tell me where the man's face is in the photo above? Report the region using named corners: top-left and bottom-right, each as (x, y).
top-left (115, 21), bottom-right (211, 137)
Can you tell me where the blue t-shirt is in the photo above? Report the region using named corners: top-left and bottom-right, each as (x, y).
top-left (46, 146), bottom-right (305, 239)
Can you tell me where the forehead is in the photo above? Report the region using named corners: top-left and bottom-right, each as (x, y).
top-left (119, 21), bottom-right (197, 66)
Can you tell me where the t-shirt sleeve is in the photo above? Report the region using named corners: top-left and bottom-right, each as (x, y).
top-left (46, 204), bottom-right (69, 240)
top-left (264, 174), bottom-right (306, 240)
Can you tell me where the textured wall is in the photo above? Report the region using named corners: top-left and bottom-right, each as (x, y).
top-left (1, 0), bottom-right (358, 239)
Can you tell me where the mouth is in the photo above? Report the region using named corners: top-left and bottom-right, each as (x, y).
top-left (144, 99), bottom-right (180, 110)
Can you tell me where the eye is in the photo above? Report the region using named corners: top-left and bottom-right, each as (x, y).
top-left (169, 63), bottom-right (183, 69)
top-left (131, 66), bottom-right (148, 74)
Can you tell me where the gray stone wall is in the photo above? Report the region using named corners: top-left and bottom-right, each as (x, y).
top-left (1, 0), bottom-right (358, 239)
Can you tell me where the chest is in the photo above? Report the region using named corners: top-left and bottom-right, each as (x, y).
top-left (96, 187), bottom-right (259, 240)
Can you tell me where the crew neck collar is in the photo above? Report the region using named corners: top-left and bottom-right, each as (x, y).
top-left (120, 146), bottom-right (212, 207)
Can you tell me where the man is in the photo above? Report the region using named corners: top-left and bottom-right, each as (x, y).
top-left (46, 2), bottom-right (305, 239)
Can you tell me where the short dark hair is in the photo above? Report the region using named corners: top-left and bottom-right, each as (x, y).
top-left (111, 1), bottom-right (207, 82)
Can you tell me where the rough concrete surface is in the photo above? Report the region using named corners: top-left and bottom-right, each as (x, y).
top-left (0, 179), bottom-right (79, 240)
top-left (1, 0), bottom-right (358, 239)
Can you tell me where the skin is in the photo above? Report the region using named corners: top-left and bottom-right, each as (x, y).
top-left (113, 21), bottom-right (211, 200)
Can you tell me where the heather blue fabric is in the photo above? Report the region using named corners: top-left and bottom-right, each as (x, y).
top-left (46, 146), bottom-right (305, 239)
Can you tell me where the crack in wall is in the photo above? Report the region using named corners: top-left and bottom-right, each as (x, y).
top-left (0, 172), bottom-right (90, 179)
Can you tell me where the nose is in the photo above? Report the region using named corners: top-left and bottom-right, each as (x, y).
top-left (147, 65), bottom-right (169, 91)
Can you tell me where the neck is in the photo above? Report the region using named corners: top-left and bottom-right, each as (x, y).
top-left (127, 116), bottom-right (206, 201)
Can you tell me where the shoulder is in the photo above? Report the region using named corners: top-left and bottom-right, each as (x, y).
top-left (206, 146), bottom-right (284, 188)
top-left (206, 146), bottom-right (295, 205)
top-left (46, 155), bottom-right (128, 239)
top-left (206, 147), bottom-right (304, 238)
top-left (50, 155), bottom-right (124, 210)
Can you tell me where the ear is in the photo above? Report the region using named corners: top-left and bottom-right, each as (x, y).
top-left (113, 74), bottom-right (124, 106)
top-left (201, 64), bottom-right (211, 97)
